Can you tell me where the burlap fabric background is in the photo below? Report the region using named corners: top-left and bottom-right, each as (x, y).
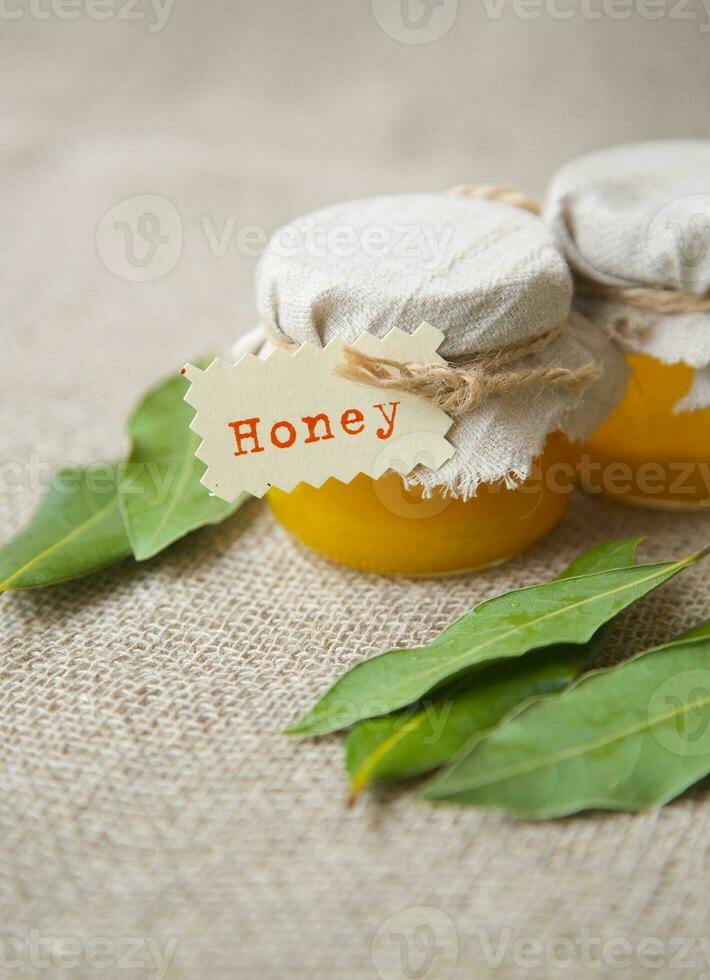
top-left (2, 2), bottom-right (709, 977)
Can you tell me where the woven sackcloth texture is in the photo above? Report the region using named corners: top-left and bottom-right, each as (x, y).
top-left (2, 3), bottom-right (710, 978)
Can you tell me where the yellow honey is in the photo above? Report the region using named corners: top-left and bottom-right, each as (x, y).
top-left (268, 433), bottom-right (573, 575)
top-left (581, 354), bottom-right (710, 508)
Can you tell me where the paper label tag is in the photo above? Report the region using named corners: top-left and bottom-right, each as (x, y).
top-left (183, 323), bottom-right (455, 501)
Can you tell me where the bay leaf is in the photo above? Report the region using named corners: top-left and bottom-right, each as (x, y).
top-left (346, 634), bottom-right (607, 797)
top-left (0, 465), bottom-right (132, 590)
top-left (119, 362), bottom-right (250, 560)
top-left (424, 624), bottom-right (710, 817)
top-left (555, 537), bottom-right (643, 579)
top-left (287, 547), bottom-right (707, 736)
top-left (681, 620), bottom-right (710, 641)
top-left (346, 541), bottom-right (639, 795)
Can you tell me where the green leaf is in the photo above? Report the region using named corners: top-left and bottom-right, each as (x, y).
top-left (345, 543), bottom-right (637, 796)
top-left (424, 624), bottom-right (710, 817)
top-left (287, 547), bottom-right (707, 736)
top-left (681, 620), bottom-right (710, 641)
top-left (555, 537), bottom-right (642, 580)
top-left (346, 630), bottom-right (610, 797)
top-left (0, 465), bottom-right (132, 590)
top-left (119, 361), bottom-right (249, 560)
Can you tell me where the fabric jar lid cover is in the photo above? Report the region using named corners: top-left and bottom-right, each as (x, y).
top-left (544, 141), bottom-right (710, 411)
top-left (257, 193), bottom-right (572, 356)
top-left (254, 192), bottom-right (627, 497)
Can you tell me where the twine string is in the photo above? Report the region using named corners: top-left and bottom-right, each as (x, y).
top-left (333, 335), bottom-right (600, 416)
top-left (452, 183), bottom-right (542, 216)
top-left (264, 318), bottom-right (599, 417)
top-left (456, 184), bottom-right (710, 314)
top-left (574, 270), bottom-right (710, 315)
top-left (248, 181), bottom-right (709, 416)
top-left (261, 184), bottom-right (608, 416)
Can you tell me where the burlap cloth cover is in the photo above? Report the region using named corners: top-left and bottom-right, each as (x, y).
top-left (256, 193), bottom-right (628, 497)
top-left (544, 141), bottom-right (710, 411)
top-left (3, 5), bottom-right (710, 980)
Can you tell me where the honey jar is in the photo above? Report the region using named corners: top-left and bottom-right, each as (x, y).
top-left (245, 190), bottom-right (627, 573)
top-left (546, 141), bottom-right (710, 509)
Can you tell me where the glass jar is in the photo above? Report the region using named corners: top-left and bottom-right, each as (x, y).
top-left (580, 354), bottom-right (710, 509)
top-left (268, 433), bottom-right (573, 575)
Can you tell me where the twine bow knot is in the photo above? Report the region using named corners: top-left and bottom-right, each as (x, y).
top-left (334, 326), bottom-right (600, 416)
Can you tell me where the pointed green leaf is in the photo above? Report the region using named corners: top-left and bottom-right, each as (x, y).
top-left (346, 630), bottom-right (610, 796)
top-left (555, 537), bottom-right (642, 580)
top-left (288, 548), bottom-right (707, 736)
top-left (347, 543), bottom-right (643, 794)
top-left (0, 465), bottom-right (132, 590)
top-left (345, 542), bottom-right (639, 796)
top-left (681, 620), bottom-right (710, 641)
top-left (119, 361), bottom-right (249, 560)
top-left (425, 624), bottom-right (710, 817)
